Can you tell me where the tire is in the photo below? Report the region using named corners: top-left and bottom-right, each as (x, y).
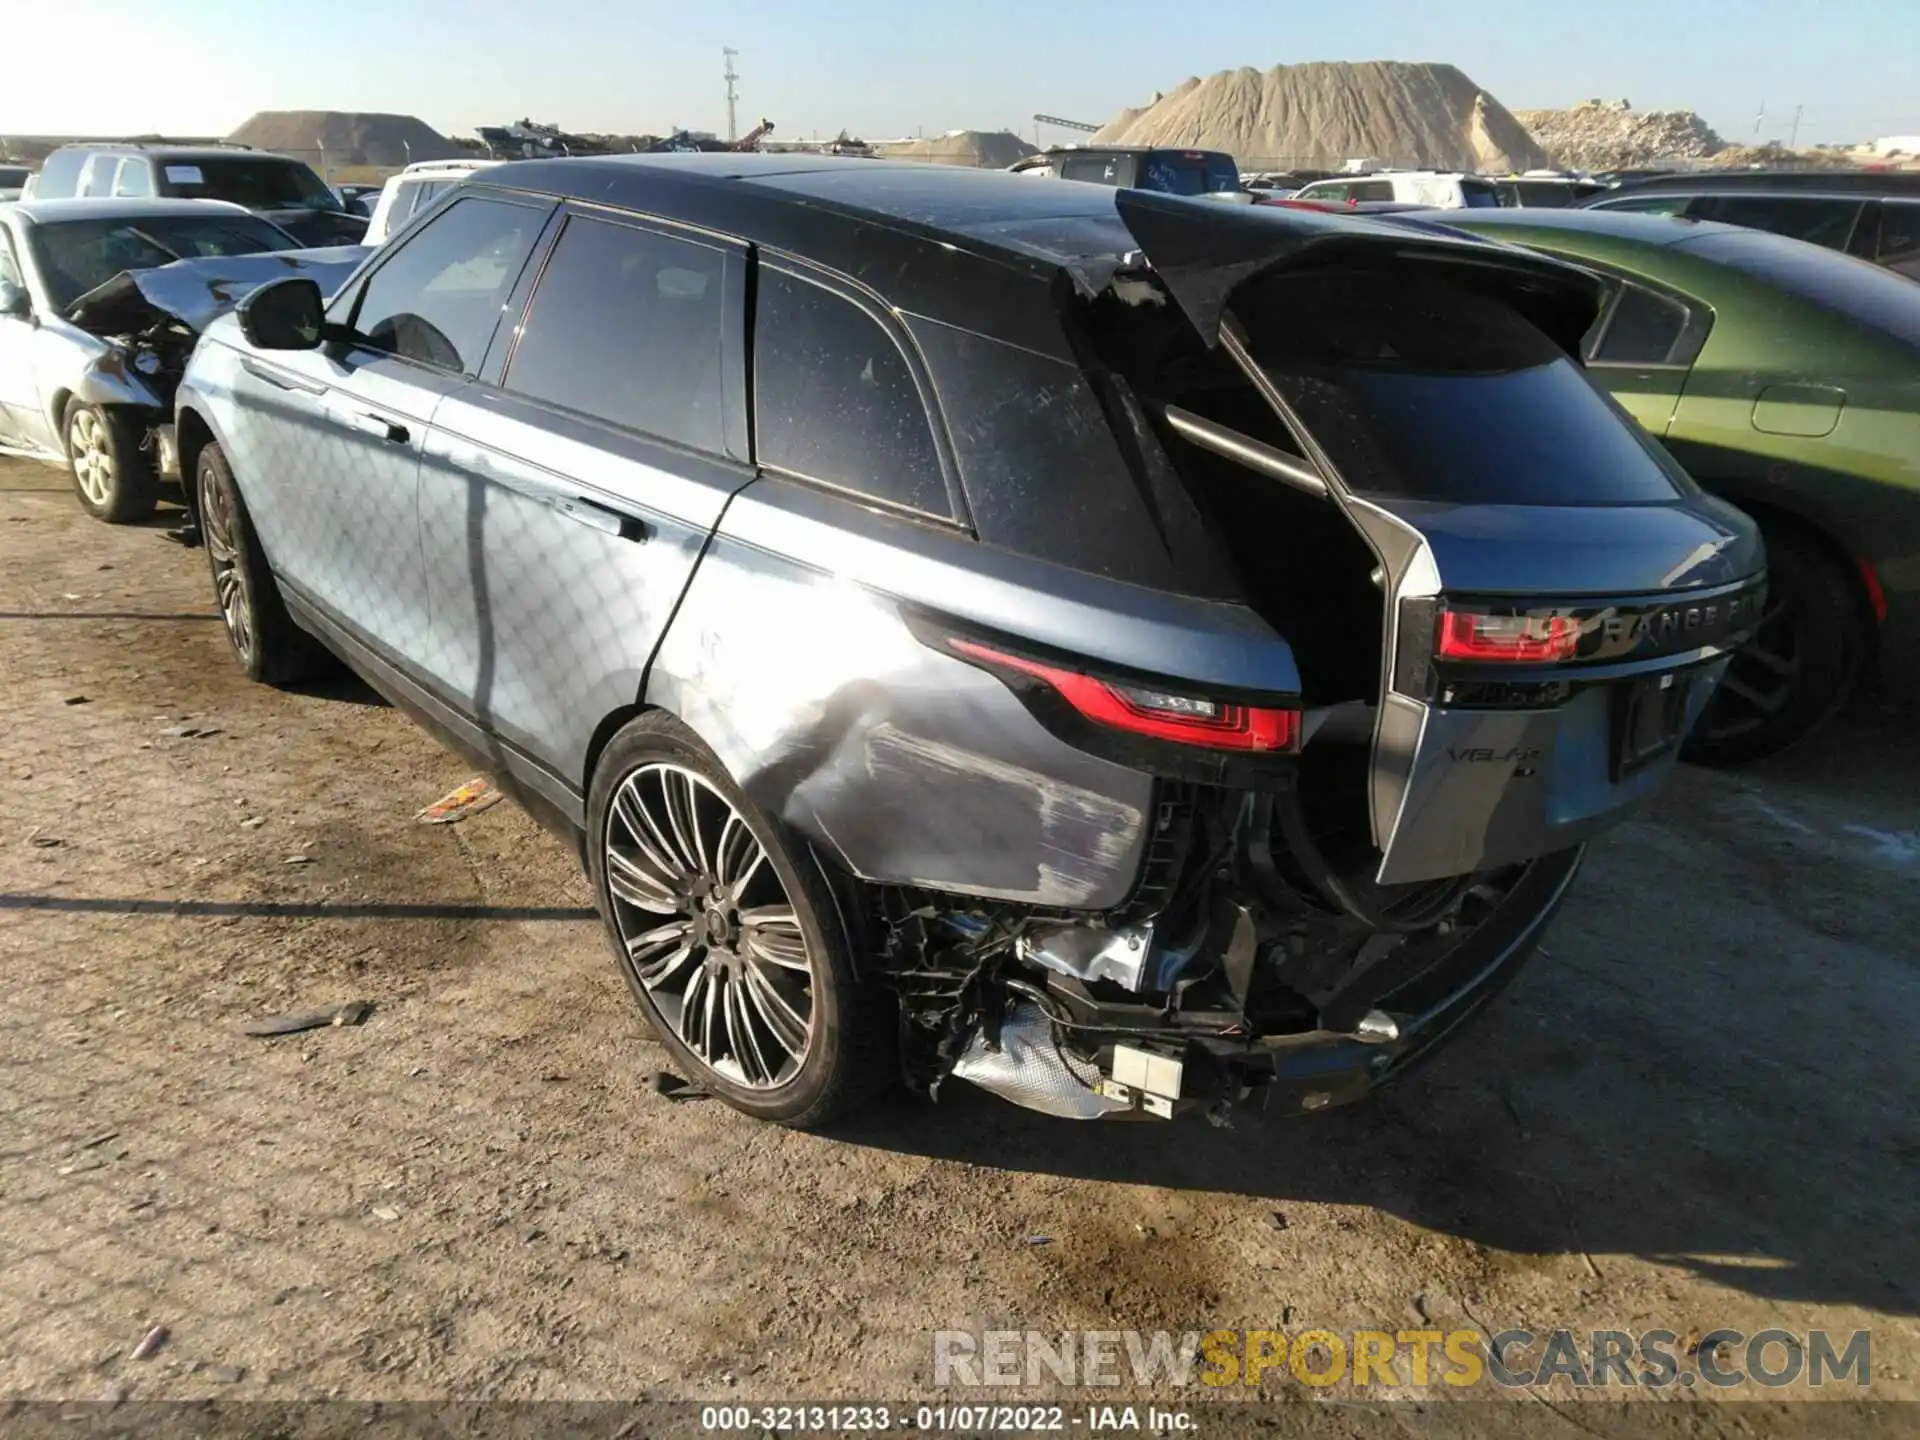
top-left (195, 442), bottom-right (334, 685)
top-left (586, 712), bottom-right (892, 1128)
top-left (65, 402), bottom-right (158, 524)
top-left (1685, 524), bottom-right (1865, 766)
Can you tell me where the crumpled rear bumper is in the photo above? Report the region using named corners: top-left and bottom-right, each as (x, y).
top-left (1093, 844), bottom-right (1586, 1121)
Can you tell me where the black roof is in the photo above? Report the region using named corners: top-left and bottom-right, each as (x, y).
top-left (476, 154), bottom-right (1143, 356)
top-left (1602, 168), bottom-right (1920, 198)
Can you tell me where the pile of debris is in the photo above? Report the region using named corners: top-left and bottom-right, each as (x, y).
top-left (1511, 100), bottom-right (1724, 171)
top-left (873, 130), bottom-right (1037, 168)
top-left (1091, 60), bottom-right (1550, 172)
top-left (227, 111), bottom-right (464, 168)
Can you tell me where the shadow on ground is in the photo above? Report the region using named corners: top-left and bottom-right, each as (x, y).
top-left (840, 708), bottom-right (1920, 1318)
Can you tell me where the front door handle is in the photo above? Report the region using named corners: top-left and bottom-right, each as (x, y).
top-left (357, 412), bottom-right (410, 445)
top-left (336, 407), bottom-right (409, 444)
top-left (554, 494), bottom-right (648, 542)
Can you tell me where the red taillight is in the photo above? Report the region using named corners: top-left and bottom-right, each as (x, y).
top-left (948, 638), bottom-right (1300, 752)
top-left (1436, 610), bottom-right (1579, 663)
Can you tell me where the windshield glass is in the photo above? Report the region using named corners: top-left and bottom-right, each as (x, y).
top-left (1240, 269), bottom-right (1687, 505)
top-left (1142, 152), bottom-right (1241, 196)
top-left (1680, 227), bottom-right (1920, 350)
top-left (157, 157), bottom-right (341, 212)
top-left (29, 214), bottom-right (298, 310)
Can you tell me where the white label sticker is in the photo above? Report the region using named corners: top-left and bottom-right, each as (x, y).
top-left (164, 165), bottom-right (204, 184)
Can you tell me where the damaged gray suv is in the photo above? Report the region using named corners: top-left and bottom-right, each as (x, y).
top-left (174, 156), bottom-right (1764, 1128)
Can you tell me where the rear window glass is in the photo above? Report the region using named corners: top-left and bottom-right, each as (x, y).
top-left (1240, 270), bottom-right (1686, 506)
top-left (158, 157), bottom-right (341, 213)
top-left (1681, 227), bottom-right (1920, 349)
top-left (755, 268), bottom-right (949, 517)
top-left (1142, 152), bottom-right (1241, 196)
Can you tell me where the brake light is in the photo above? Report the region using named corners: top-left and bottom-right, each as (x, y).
top-left (1436, 610), bottom-right (1579, 663)
top-left (948, 638), bottom-right (1300, 752)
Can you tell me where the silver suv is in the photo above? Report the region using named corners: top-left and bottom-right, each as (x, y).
top-left (174, 156), bottom-right (1763, 1129)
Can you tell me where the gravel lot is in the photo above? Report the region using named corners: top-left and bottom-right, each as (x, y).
top-left (1, 453), bottom-right (1915, 1420)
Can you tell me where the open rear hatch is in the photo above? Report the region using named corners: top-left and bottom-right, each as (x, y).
top-left (1107, 190), bottom-right (1765, 884)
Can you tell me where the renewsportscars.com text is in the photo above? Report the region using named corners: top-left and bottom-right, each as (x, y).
top-left (933, 1327), bottom-right (1871, 1390)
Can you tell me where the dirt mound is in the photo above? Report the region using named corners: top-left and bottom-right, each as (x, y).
top-left (873, 130), bottom-right (1037, 168)
top-left (1513, 100), bottom-right (1724, 170)
top-left (227, 111), bottom-right (464, 168)
top-left (1092, 61), bottom-right (1549, 171)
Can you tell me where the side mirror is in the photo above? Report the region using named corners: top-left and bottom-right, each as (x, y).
top-left (0, 278), bottom-right (29, 319)
top-left (237, 276), bottom-right (325, 350)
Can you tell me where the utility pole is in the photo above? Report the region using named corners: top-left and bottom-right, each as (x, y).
top-left (1753, 100), bottom-right (1766, 137)
top-left (1790, 104), bottom-right (1803, 148)
top-left (723, 47), bottom-right (740, 142)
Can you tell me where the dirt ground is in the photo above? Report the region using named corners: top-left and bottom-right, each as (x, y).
top-left (1, 453), bottom-right (1915, 1420)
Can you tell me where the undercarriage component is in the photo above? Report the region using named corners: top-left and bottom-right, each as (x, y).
top-left (947, 1001), bottom-right (1127, 1119)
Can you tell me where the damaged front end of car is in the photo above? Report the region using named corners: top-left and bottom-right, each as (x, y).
top-left (63, 247), bottom-right (369, 480)
top-left (860, 192), bottom-right (1764, 1123)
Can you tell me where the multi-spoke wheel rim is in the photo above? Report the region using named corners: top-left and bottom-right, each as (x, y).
top-left (69, 410), bottom-right (114, 507)
top-left (1696, 584), bottom-right (1801, 743)
top-left (198, 463), bottom-right (254, 663)
top-left (604, 763), bottom-right (817, 1090)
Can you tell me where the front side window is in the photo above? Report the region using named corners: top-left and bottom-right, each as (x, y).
top-left (1459, 181), bottom-right (1502, 208)
top-left (505, 213), bottom-right (728, 454)
top-left (755, 267), bottom-right (948, 517)
top-left (350, 196), bottom-right (544, 374)
top-left (112, 159), bottom-right (153, 197)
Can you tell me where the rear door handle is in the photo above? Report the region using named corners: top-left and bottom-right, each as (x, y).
top-left (554, 494), bottom-right (648, 542)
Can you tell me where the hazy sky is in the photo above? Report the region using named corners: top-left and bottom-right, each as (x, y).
top-left (5, 0), bottom-right (1912, 146)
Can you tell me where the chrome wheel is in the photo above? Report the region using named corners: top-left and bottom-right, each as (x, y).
top-left (198, 460), bottom-right (254, 664)
top-left (604, 763), bottom-right (817, 1089)
top-left (68, 409), bottom-right (115, 508)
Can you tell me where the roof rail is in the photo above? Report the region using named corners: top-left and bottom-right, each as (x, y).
top-left (111, 137), bottom-right (256, 150)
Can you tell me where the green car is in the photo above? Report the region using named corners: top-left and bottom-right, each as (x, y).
top-left (1439, 208), bottom-right (1919, 763)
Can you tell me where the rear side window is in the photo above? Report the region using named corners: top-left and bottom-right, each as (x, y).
top-left (34, 150), bottom-right (85, 198)
top-left (1587, 283), bottom-right (1694, 364)
top-left (754, 268), bottom-right (948, 517)
top-left (1239, 269), bottom-right (1686, 506)
top-left (78, 154), bottom-right (118, 198)
top-left (351, 196), bottom-right (544, 374)
top-left (1689, 195), bottom-right (1863, 251)
top-left (505, 214), bottom-right (728, 454)
top-left (112, 159), bottom-right (152, 197)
